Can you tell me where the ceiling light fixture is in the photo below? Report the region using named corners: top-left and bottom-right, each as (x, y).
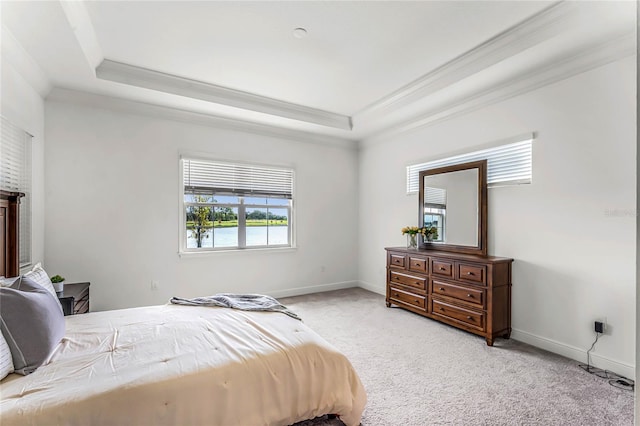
top-left (292, 27), bottom-right (308, 39)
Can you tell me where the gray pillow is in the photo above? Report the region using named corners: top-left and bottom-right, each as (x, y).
top-left (0, 275), bottom-right (65, 375)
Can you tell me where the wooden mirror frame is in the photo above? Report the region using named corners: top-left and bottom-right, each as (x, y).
top-left (418, 159), bottom-right (487, 256)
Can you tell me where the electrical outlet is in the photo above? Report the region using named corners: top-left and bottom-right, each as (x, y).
top-left (594, 321), bottom-right (604, 333)
top-left (593, 317), bottom-right (608, 334)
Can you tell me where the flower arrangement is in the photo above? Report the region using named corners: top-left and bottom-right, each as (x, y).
top-left (422, 226), bottom-right (439, 241)
top-left (401, 226), bottom-right (439, 248)
top-left (400, 226), bottom-right (423, 236)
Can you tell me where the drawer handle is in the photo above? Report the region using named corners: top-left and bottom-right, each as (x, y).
top-left (439, 267), bottom-right (446, 271)
top-left (467, 272), bottom-right (474, 276)
top-left (439, 307), bottom-right (445, 311)
top-left (414, 299), bottom-right (420, 304)
top-left (467, 294), bottom-right (473, 298)
top-left (466, 316), bottom-right (473, 320)
top-left (414, 281), bottom-right (421, 285)
top-left (393, 293), bottom-right (399, 297)
top-left (439, 287), bottom-right (444, 291)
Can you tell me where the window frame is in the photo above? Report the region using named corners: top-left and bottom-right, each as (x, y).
top-left (0, 116), bottom-right (32, 268)
top-left (179, 157), bottom-right (295, 254)
top-left (423, 206), bottom-right (445, 243)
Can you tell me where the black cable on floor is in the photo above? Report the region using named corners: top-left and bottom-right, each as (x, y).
top-left (578, 332), bottom-right (634, 391)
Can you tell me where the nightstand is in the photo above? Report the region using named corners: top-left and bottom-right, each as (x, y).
top-left (57, 282), bottom-right (90, 316)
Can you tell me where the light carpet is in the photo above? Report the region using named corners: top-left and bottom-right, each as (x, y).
top-left (284, 288), bottom-right (634, 426)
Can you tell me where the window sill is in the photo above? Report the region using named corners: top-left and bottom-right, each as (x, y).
top-left (178, 246), bottom-right (297, 258)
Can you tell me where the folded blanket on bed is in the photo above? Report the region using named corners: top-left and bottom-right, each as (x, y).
top-left (169, 293), bottom-right (301, 320)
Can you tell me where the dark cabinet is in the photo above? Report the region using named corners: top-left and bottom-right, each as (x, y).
top-left (57, 282), bottom-right (90, 316)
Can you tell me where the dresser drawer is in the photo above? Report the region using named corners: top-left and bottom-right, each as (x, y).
top-left (458, 263), bottom-right (486, 285)
top-left (389, 254), bottom-right (406, 269)
top-left (432, 279), bottom-right (484, 307)
top-left (389, 271), bottom-right (427, 291)
top-left (389, 286), bottom-right (426, 310)
top-left (431, 259), bottom-right (453, 278)
top-left (408, 256), bottom-right (428, 274)
top-left (432, 299), bottom-right (484, 331)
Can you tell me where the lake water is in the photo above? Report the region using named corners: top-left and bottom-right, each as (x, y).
top-left (186, 226), bottom-right (288, 248)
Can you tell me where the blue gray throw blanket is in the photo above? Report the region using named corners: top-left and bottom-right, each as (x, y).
top-left (170, 293), bottom-right (301, 321)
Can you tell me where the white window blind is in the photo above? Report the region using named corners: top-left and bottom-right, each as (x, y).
top-left (183, 159), bottom-right (293, 198)
top-left (425, 187), bottom-right (446, 207)
top-left (407, 135), bottom-right (533, 194)
top-left (1, 116), bottom-right (32, 267)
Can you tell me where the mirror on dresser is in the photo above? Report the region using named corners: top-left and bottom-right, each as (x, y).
top-left (418, 160), bottom-right (487, 256)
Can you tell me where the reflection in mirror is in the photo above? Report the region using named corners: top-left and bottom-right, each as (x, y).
top-left (419, 160), bottom-right (487, 255)
top-left (423, 168), bottom-right (478, 246)
top-left (423, 186), bottom-right (446, 242)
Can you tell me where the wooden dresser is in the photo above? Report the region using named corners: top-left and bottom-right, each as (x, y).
top-left (385, 247), bottom-right (513, 345)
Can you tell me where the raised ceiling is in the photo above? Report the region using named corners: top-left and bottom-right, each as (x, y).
top-left (1, 1), bottom-right (636, 143)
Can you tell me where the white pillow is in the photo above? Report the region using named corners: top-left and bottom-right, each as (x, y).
top-left (0, 331), bottom-right (15, 380)
top-left (0, 276), bottom-right (19, 287)
top-left (23, 263), bottom-right (57, 299)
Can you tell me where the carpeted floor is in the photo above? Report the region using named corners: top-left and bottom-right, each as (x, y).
top-left (283, 288), bottom-right (634, 426)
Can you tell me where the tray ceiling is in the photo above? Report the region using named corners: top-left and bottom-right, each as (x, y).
top-left (1, 1), bottom-right (635, 142)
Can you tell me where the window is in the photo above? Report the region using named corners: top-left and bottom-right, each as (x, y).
top-left (407, 134), bottom-right (533, 194)
top-left (181, 158), bottom-right (294, 251)
top-left (0, 116), bottom-right (32, 267)
top-left (423, 186), bottom-right (446, 242)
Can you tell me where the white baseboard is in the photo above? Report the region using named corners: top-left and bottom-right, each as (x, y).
top-left (268, 281), bottom-right (358, 298)
top-left (356, 280), bottom-right (386, 296)
top-left (511, 328), bottom-right (635, 380)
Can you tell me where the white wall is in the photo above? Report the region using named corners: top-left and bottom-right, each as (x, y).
top-left (1, 57), bottom-right (45, 272)
top-left (44, 101), bottom-right (359, 311)
top-left (358, 57), bottom-right (636, 378)
top-left (635, 7), bottom-right (639, 420)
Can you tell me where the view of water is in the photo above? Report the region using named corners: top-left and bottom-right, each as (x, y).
top-left (186, 226), bottom-right (288, 248)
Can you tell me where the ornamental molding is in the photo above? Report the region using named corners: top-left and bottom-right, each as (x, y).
top-left (96, 59), bottom-right (352, 131)
top-left (47, 88), bottom-right (358, 149)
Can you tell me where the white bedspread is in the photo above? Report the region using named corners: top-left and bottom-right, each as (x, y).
top-left (0, 304), bottom-right (366, 426)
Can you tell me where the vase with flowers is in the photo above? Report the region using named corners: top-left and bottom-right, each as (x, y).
top-left (401, 226), bottom-right (421, 249)
top-left (402, 226), bottom-right (439, 249)
top-left (423, 226), bottom-right (439, 242)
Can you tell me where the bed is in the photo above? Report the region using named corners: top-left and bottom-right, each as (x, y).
top-left (0, 303), bottom-right (366, 425)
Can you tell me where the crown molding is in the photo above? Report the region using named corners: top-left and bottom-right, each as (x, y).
top-left (361, 31), bottom-right (635, 147)
top-left (353, 1), bottom-right (573, 125)
top-left (59, 0), bottom-right (104, 73)
top-left (96, 59), bottom-right (352, 131)
top-left (46, 88), bottom-right (358, 150)
top-left (1, 26), bottom-right (51, 97)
